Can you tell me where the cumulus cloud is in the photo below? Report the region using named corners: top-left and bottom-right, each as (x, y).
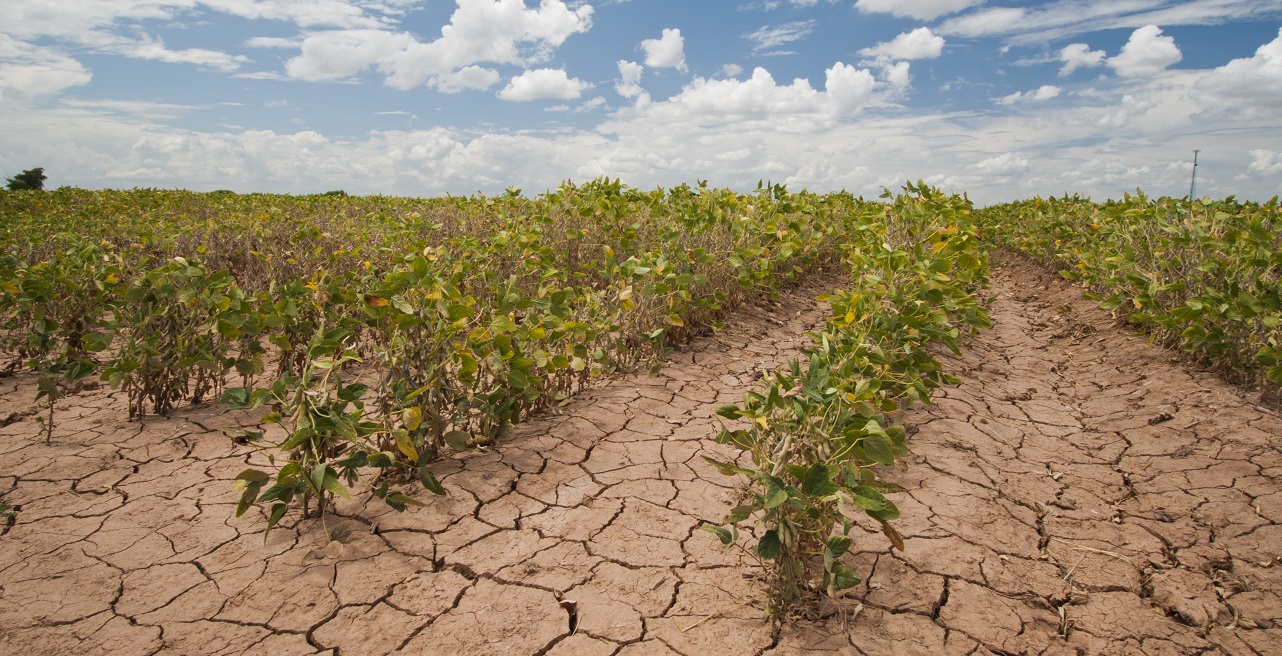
top-left (286, 29), bottom-right (414, 81)
top-left (973, 152), bottom-right (1030, 175)
top-left (1059, 43), bottom-right (1106, 76)
top-left (1109, 25), bottom-right (1182, 77)
top-left (285, 0), bottom-right (593, 90)
top-left (616, 60), bottom-right (645, 98)
top-left (882, 61), bottom-right (912, 89)
top-left (0, 35), bottom-right (92, 98)
top-left (1194, 28), bottom-right (1282, 119)
top-left (621, 63), bottom-right (875, 125)
top-left (641, 28), bottom-right (686, 72)
top-left (998, 85), bottom-right (1061, 105)
top-left (498, 68), bottom-right (590, 101)
top-left (437, 65), bottom-right (501, 93)
top-left (744, 21), bottom-right (816, 54)
top-left (1248, 149), bottom-right (1282, 176)
top-left (858, 28), bottom-right (945, 60)
top-left (854, 0), bottom-right (983, 21)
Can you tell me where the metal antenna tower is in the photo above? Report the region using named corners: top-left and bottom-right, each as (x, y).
top-left (1188, 149), bottom-right (1200, 200)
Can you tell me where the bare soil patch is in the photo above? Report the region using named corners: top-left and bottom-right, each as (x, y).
top-left (1, 256), bottom-right (1279, 655)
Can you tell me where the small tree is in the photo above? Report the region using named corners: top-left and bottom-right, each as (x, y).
top-left (6, 167), bottom-right (47, 191)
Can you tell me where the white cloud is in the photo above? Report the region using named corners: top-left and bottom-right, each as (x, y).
top-left (854, 0), bottom-right (983, 21)
top-left (285, 0), bottom-right (593, 90)
top-left (744, 21), bottom-right (816, 54)
top-left (937, 7), bottom-right (1025, 37)
top-left (721, 63), bottom-right (744, 78)
top-left (0, 35), bottom-right (92, 98)
top-left (858, 27), bottom-right (945, 60)
top-left (200, 0), bottom-right (388, 29)
top-left (998, 85), bottom-right (1061, 105)
top-left (1108, 25), bottom-right (1182, 77)
top-left (115, 36), bottom-right (249, 71)
top-left (618, 63), bottom-right (875, 125)
top-left (936, 0), bottom-right (1279, 44)
top-left (286, 29), bottom-right (414, 81)
top-left (973, 152), bottom-right (1029, 175)
top-left (1059, 43), bottom-right (1106, 76)
top-left (244, 36), bottom-right (301, 49)
top-left (882, 61), bottom-right (912, 89)
top-left (1194, 28), bottom-right (1282, 119)
top-left (62, 98), bottom-right (194, 120)
top-left (497, 68), bottom-right (590, 101)
top-left (616, 60), bottom-right (645, 98)
top-left (1248, 149), bottom-right (1282, 176)
top-left (641, 28), bottom-right (686, 72)
top-left (437, 65), bottom-right (501, 93)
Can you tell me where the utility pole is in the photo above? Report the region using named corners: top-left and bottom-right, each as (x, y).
top-left (1188, 149), bottom-right (1200, 200)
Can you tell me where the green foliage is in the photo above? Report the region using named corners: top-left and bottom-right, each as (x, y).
top-left (229, 323), bottom-right (436, 540)
top-left (5, 167), bottom-right (46, 191)
top-left (976, 192), bottom-right (1282, 400)
top-left (2, 238), bottom-right (119, 441)
top-left (1, 178), bottom-right (877, 527)
top-left (704, 182), bottom-right (990, 618)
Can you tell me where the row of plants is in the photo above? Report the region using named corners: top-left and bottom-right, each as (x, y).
top-left (975, 192), bottom-right (1282, 400)
top-left (1, 179), bottom-right (873, 532)
top-left (703, 182), bottom-right (991, 619)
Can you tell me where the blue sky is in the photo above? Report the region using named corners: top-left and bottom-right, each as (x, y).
top-left (2, 0), bottom-right (1281, 204)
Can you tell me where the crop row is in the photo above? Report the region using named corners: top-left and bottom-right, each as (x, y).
top-left (704, 182), bottom-right (990, 617)
top-left (2, 180), bottom-right (872, 525)
top-left (976, 192), bottom-right (1282, 401)
top-left (2, 180), bottom-right (992, 618)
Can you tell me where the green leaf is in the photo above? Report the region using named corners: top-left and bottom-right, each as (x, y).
top-left (726, 504), bottom-right (756, 524)
top-left (701, 456), bottom-right (750, 477)
top-left (825, 561), bottom-right (860, 592)
top-left (444, 430), bottom-right (471, 451)
top-left (491, 314), bottom-right (517, 333)
top-left (826, 535), bottom-right (852, 559)
top-left (391, 295), bottom-right (414, 314)
top-left (757, 529), bottom-right (781, 560)
top-left (801, 462), bottom-right (838, 497)
top-left (866, 501), bottom-right (900, 523)
top-left (1267, 365), bottom-right (1282, 387)
top-left (215, 318), bottom-right (240, 340)
top-left (264, 502), bottom-right (288, 541)
top-left (763, 483), bottom-right (788, 509)
top-left (851, 485), bottom-right (891, 512)
top-left (858, 433), bottom-right (895, 467)
top-left (320, 469), bottom-right (350, 499)
top-left (701, 524), bottom-right (734, 545)
top-left (419, 466), bottom-right (447, 495)
top-left (714, 404), bottom-right (741, 420)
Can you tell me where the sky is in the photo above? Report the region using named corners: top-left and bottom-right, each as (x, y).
top-left (1, 1), bottom-right (1281, 205)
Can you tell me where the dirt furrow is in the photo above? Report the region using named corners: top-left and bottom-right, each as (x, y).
top-left (1, 256), bottom-right (1279, 656)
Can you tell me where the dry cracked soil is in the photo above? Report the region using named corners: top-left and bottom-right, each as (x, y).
top-left (1, 254), bottom-right (1280, 656)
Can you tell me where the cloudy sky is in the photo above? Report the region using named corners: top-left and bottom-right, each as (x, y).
top-left (2, 0), bottom-right (1281, 204)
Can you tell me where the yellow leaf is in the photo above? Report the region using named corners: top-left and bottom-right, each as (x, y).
top-left (844, 310), bottom-right (855, 324)
top-left (755, 416), bottom-right (768, 429)
top-left (395, 430), bottom-right (418, 463)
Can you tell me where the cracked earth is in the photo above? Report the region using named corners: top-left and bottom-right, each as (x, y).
top-left (1, 253), bottom-right (1280, 656)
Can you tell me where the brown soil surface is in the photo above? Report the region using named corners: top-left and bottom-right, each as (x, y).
top-left (1, 255), bottom-right (1280, 656)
